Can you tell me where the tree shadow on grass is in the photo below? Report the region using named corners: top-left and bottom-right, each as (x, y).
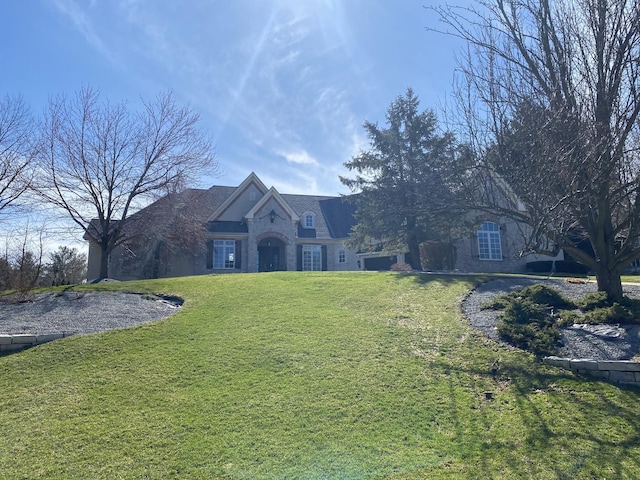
top-left (392, 271), bottom-right (484, 287)
top-left (431, 354), bottom-right (640, 478)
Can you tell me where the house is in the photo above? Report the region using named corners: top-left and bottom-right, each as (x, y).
top-left (85, 172), bottom-right (561, 281)
top-left (86, 173), bottom-right (359, 280)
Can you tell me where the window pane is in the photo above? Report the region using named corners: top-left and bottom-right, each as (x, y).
top-left (214, 240), bottom-right (235, 269)
top-left (305, 214), bottom-right (314, 228)
top-left (477, 222), bottom-right (501, 260)
top-left (302, 245), bottom-right (321, 271)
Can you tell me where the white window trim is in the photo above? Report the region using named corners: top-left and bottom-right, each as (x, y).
top-left (302, 211), bottom-right (315, 229)
top-left (338, 249), bottom-right (346, 264)
top-left (302, 244), bottom-right (322, 271)
top-left (477, 222), bottom-right (502, 261)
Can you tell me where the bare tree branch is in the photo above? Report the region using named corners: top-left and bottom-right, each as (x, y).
top-left (0, 94), bottom-right (34, 218)
top-left (430, 0), bottom-right (640, 300)
top-left (35, 87), bottom-right (218, 279)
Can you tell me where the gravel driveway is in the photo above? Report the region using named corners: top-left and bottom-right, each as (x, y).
top-left (0, 291), bottom-right (181, 335)
top-left (462, 277), bottom-right (640, 360)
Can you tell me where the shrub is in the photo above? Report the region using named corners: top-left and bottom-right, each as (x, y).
top-left (554, 260), bottom-right (590, 274)
top-left (497, 298), bottom-right (561, 356)
top-left (419, 241), bottom-right (455, 270)
top-left (582, 304), bottom-right (637, 324)
top-left (557, 310), bottom-right (581, 327)
top-left (484, 283), bottom-right (574, 310)
top-left (517, 284), bottom-right (575, 309)
top-left (525, 261), bottom-right (554, 273)
top-left (576, 291), bottom-right (611, 311)
top-left (489, 284), bottom-right (576, 356)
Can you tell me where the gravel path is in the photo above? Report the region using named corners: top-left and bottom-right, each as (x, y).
top-left (0, 292), bottom-right (181, 335)
top-left (461, 277), bottom-right (640, 360)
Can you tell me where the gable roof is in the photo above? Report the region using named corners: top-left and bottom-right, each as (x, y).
top-left (244, 187), bottom-right (300, 222)
top-left (85, 174), bottom-right (357, 243)
top-left (206, 172), bottom-right (268, 222)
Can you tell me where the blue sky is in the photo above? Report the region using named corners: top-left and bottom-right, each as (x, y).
top-left (1, 0), bottom-right (465, 197)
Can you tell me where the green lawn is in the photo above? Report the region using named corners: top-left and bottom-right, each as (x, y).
top-left (1, 272), bottom-right (639, 479)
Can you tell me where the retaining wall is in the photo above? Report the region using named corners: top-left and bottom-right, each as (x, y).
top-left (0, 333), bottom-right (75, 352)
top-left (544, 356), bottom-right (640, 386)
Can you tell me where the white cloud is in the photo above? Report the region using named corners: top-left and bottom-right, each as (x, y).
top-left (278, 150), bottom-right (319, 166)
top-left (46, 0), bottom-right (367, 196)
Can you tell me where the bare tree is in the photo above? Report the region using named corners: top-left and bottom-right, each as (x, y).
top-left (431, 0), bottom-right (640, 301)
top-left (117, 189), bottom-right (209, 279)
top-left (36, 87), bottom-right (217, 279)
top-left (0, 94), bottom-right (34, 219)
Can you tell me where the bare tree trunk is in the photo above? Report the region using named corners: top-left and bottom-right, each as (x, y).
top-left (99, 248), bottom-right (110, 280)
top-left (594, 266), bottom-right (623, 303)
top-left (407, 231), bottom-right (421, 270)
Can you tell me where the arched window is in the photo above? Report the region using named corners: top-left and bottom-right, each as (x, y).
top-left (303, 211), bottom-right (315, 229)
top-left (477, 222), bottom-right (502, 260)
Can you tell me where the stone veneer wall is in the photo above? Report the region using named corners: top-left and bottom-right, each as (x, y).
top-left (453, 215), bottom-right (562, 273)
top-left (0, 333), bottom-right (75, 352)
top-left (247, 199), bottom-right (297, 273)
top-left (544, 356), bottom-right (640, 386)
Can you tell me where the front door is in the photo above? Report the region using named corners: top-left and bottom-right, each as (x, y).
top-left (258, 246), bottom-right (280, 272)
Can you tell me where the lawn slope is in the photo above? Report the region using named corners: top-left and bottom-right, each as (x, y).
top-left (1, 272), bottom-right (639, 479)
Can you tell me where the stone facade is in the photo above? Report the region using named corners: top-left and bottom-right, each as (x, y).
top-left (246, 198), bottom-right (298, 273)
top-left (453, 215), bottom-right (563, 273)
top-left (85, 172), bottom-right (561, 280)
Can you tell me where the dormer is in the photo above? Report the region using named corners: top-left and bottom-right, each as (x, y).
top-left (302, 211), bottom-right (316, 229)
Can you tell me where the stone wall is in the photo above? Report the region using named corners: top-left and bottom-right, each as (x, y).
top-left (544, 356), bottom-right (640, 386)
top-left (247, 199), bottom-right (297, 272)
top-left (0, 333), bottom-right (75, 352)
top-left (454, 215), bottom-right (562, 273)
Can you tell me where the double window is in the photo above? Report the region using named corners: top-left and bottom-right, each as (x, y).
top-left (214, 240), bottom-right (236, 269)
top-left (477, 222), bottom-right (502, 260)
top-left (302, 245), bottom-right (322, 271)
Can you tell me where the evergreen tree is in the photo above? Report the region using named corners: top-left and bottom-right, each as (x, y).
top-left (341, 88), bottom-right (462, 268)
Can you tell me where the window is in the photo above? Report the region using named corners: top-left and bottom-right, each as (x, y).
top-left (338, 249), bottom-right (346, 264)
top-left (302, 245), bottom-right (322, 271)
top-left (304, 212), bottom-right (315, 228)
top-left (477, 222), bottom-right (502, 260)
top-left (214, 240), bottom-right (236, 269)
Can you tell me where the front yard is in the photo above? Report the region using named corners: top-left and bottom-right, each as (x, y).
top-left (1, 272), bottom-right (639, 478)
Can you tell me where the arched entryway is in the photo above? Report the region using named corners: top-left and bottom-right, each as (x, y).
top-left (257, 237), bottom-right (287, 272)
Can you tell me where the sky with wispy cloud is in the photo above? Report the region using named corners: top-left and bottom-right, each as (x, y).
top-left (2, 0), bottom-right (465, 196)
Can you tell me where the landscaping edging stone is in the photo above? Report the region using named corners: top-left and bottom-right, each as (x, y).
top-left (0, 332), bottom-right (75, 352)
top-left (462, 277), bottom-right (640, 387)
top-left (544, 356), bottom-right (640, 386)
top-left (0, 292), bottom-right (182, 354)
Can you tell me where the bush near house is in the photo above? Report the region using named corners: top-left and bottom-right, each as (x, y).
top-left (554, 260), bottom-right (590, 274)
top-left (419, 240), bottom-right (455, 270)
top-left (525, 260), bottom-right (554, 273)
top-left (525, 260), bottom-right (590, 275)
